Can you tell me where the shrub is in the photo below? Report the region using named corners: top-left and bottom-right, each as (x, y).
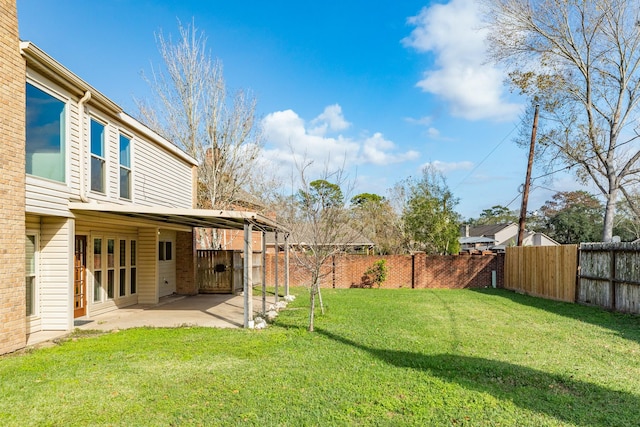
top-left (360, 259), bottom-right (388, 288)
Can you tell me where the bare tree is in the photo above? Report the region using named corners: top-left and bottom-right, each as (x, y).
top-left (137, 21), bottom-right (263, 211)
top-left (276, 159), bottom-right (359, 332)
top-left (483, 0), bottom-right (640, 241)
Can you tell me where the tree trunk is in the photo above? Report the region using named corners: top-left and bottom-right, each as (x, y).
top-left (309, 283), bottom-right (316, 332)
top-left (603, 187), bottom-right (618, 242)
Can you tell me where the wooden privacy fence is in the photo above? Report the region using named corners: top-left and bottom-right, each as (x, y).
top-left (197, 250), bottom-right (263, 294)
top-left (504, 245), bottom-right (578, 302)
top-left (578, 242), bottom-right (640, 314)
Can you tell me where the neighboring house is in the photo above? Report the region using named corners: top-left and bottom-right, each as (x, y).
top-left (458, 236), bottom-right (496, 252)
top-left (0, 22), bottom-right (285, 355)
top-left (459, 223), bottom-right (559, 252)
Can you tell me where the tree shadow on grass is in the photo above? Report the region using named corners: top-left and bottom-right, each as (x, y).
top-left (472, 288), bottom-right (640, 345)
top-left (315, 327), bottom-right (640, 427)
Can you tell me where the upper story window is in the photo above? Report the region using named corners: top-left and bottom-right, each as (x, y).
top-left (119, 134), bottom-right (131, 199)
top-left (90, 119), bottom-right (106, 193)
top-left (26, 83), bottom-right (66, 182)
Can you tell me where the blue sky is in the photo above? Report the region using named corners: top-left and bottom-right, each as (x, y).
top-left (17, 0), bottom-right (582, 219)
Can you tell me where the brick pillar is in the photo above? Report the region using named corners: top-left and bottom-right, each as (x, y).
top-left (0, 0), bottom-right (26, 354)
top-left (176, 230), bottom-right (197, 295)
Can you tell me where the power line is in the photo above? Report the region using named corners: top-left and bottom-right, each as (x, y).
top-left (452, 120), bottom-right (522, 191)
top-left (531, 135), bottom-right (640, 181)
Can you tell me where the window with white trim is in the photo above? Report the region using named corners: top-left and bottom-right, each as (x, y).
top-left (94, 237), bottom-right (137, 302)
top-left (26, 83), bottom-right (66, 182)
top-left (119, 134), bottom-right (131, 199)
top-left (25, 234), bottom-right (38, 316)
top-left (107, 239), bottom-right (115, 299)
top-left (90, 119), bottom-right (106, 193)
top-left (159, 241), bottom-right (173, 261)
top-left (93, 238), bottom-right (102, 302)
top-left (130, 240), bottom-right (137, 295)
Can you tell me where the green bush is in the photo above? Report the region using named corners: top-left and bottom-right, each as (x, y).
top-left (361, 259), bottom-right (388, 288)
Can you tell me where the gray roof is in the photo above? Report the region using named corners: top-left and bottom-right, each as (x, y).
top-left (468, 223), bottom-right (515, 237)
top-left (459, 236), bottom-right (496, 244)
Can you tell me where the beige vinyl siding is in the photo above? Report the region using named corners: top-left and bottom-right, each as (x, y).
top-left (73, 210), bottom-right (190, 233)
top-left (138, 227), bottom-right (159, 304)
top-left (67, 100), bottom-right (82, 195)
top-left (75, 218), bottom-right (138, 236)
top-left (26, 176), bottom-right (73, 217)
top-left (26, 215), bottom-right (42, 230)
top-left (134, 138), bottom-right (193, 209)
top-left (39, 216), bottom-right (73, 331)
top-left (106, 125), bottom-right (119, 199)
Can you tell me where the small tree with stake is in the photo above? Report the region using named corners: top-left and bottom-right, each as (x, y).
top-left (277, 160), bottom-right (358, 332)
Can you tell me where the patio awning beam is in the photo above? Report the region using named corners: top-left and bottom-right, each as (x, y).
top-left (69, 202), bottom-right (287, 233)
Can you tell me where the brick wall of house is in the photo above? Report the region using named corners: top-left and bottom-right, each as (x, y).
top-left (176, 231), bottom-right (198, 295)
top-left (0, 0), bottom-right (27, 354)
top-left (265, 252), bottom-right (504, 290)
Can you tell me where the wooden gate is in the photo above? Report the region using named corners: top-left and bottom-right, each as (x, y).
top-left (198, 250), bottom-right (264, 294)
top-left (198, 250), bottom-right (233, 293)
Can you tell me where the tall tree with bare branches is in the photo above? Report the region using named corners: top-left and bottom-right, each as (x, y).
top-left (483, 0), bottom-right (640, 241)
top-left (137, 21), bottom-right (263, 211)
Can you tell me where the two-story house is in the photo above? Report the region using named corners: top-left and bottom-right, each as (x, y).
top-left (459, 223), bottom-right (559, 252)
top-left (0, 31), bottom-right (285, 355)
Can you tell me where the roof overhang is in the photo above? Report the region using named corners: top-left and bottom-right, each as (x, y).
top-left (21, 41), bottom-right (122, 117)
top-left (69, 202), bottom-right (287, 233)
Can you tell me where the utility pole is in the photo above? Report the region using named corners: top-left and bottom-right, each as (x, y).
top-left (517, 104), bottom-right (540, 246)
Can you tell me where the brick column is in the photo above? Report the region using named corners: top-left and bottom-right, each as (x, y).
top-left (0, 0), bottom-right (26, 354)
top-left (176, 230), bottom-right (197, 295)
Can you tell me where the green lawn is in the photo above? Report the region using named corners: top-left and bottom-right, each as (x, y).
top-left (2, 288), bottom-right (640, 426)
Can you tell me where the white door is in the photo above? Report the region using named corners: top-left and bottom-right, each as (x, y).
top-left (158, 230), bottom-right (176, 297)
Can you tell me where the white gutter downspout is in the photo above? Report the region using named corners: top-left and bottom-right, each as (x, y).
top-left (78, 91), bottom-right (92, 202)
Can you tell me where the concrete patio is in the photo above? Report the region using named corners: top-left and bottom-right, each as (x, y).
top-left (26, 293), bottom-right (276, 348)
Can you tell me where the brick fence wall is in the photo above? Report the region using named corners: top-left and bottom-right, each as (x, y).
top-left (0, 0), bottom-right (27, 355)
top-left (265, 252), bottom-right (504, 289)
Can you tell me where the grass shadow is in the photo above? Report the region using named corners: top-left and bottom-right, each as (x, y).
top-left (473, 288), bottom-right (640, 345)
top-left (314, 327), bottom-right (639, 427)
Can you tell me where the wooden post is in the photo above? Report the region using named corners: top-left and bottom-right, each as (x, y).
top-left (284, 233), bottom-right (290, 296)
top-left (243, 220), bottom-right (253, 328)
top-left (610, 248), bottom-right (616, 310)
top-left (274, 231), bottom-right (279, 303)
top-left (518, 104), bottom-right (539, 246)
top-left (261, 230), bottom-right (267, 315)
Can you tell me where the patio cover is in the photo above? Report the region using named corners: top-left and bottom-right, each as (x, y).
top-left (68, 202), bottom-right (284, 232)
top-left (69, 202), bottom-right (289, 328)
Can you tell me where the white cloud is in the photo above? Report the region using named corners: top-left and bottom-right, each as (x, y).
top-left (427, 127), bottom-right (440, 138)
top-left (423, 160), bottom-right (474, 173)
top-left (309, 104), bottom-right (351, 136)
top-left (361, 132), bottom-right (420, 165)
top-left (403, 0), bottom-right (521, 121)
top-left (405, 116), bottom-right (433, 126)
top-left (261, 105), bottom-right (419, 179)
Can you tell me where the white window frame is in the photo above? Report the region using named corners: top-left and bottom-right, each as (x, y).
top-left (119, 133), bottom-right (133, 200)
top-left (92, 236), bottom-right (104, 303)
top-left (90, 118), bottom-right (107, 194)
top-left (26, 232), bottom-right (39, 317)
top-left (92, 235), bottom-right (137, 303)
top-left (25, 79), bottom-right (70, 185)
